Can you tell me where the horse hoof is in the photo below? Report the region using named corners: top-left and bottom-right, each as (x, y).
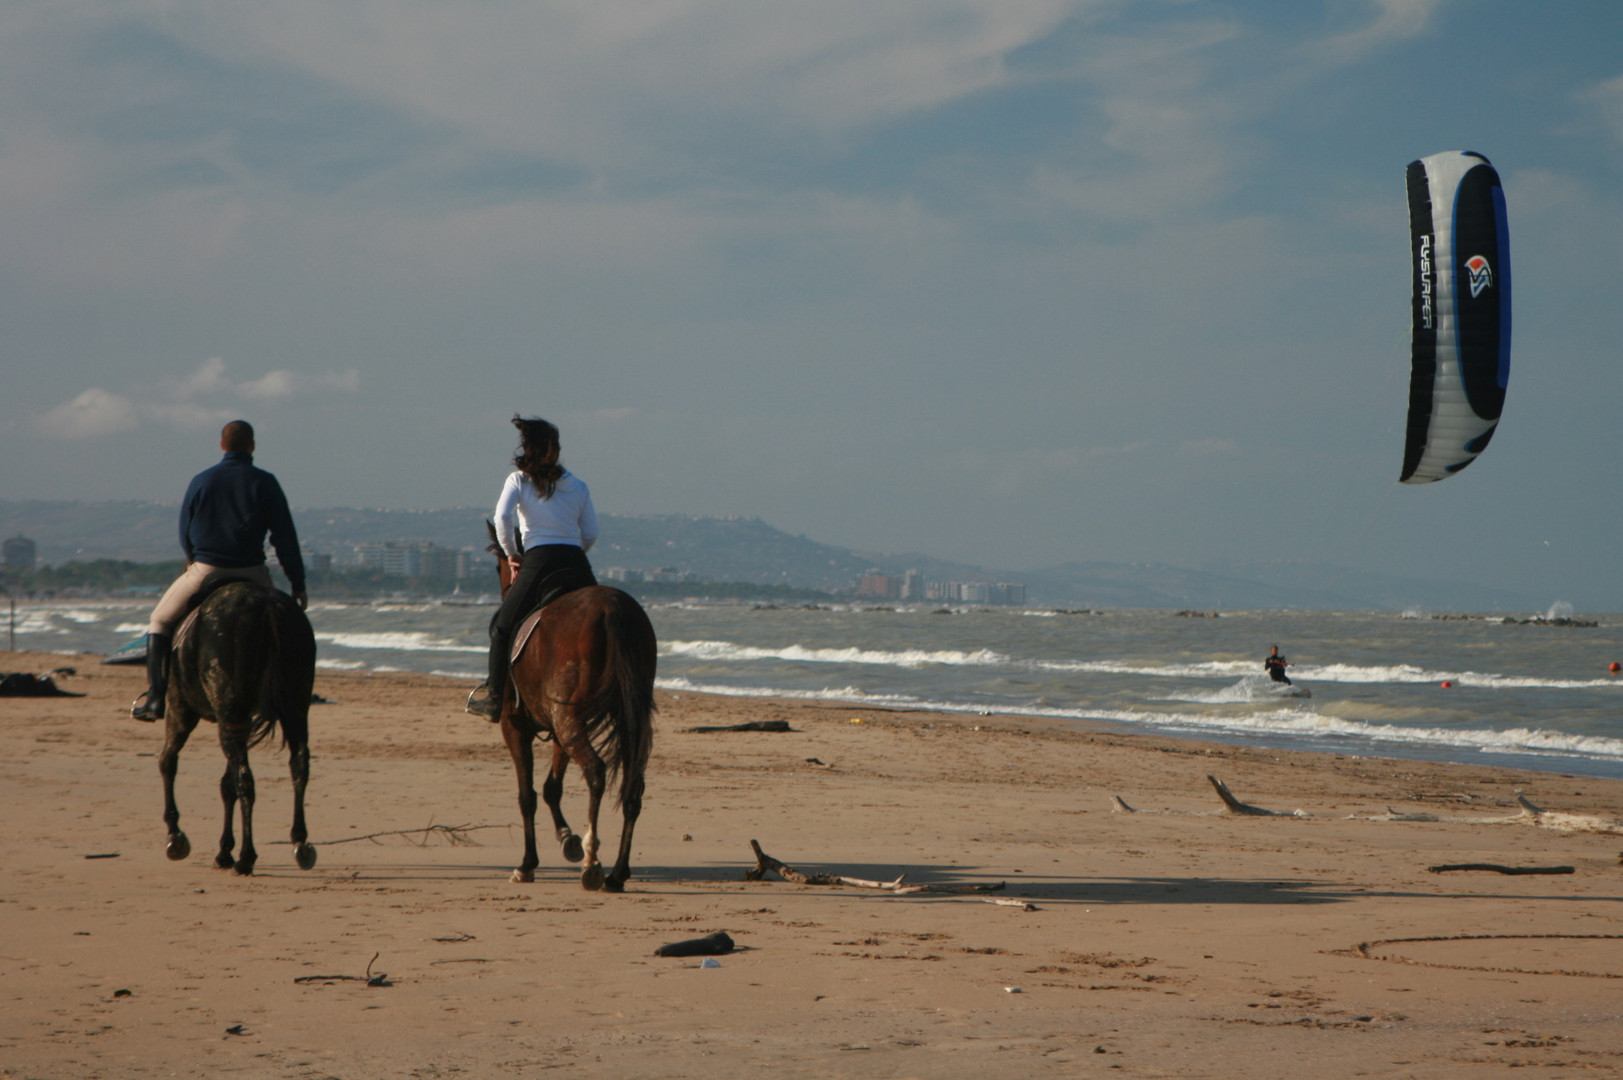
top-left (165, 834), bottom-right (191, 861)
top-left (580, 864), bottom-right (605, 891)
top-left (562, 836), bottom-right (584, 863)
top-left (295, 843), bottom-right (317, 871)
top-left (233, 861), bottom-right (255, 876)
top-left (510, 868), bottom-right (535, 884)
top-left (214, 852), bottom-right (235, 870)
top-left (603, 876), bottom-right (625, 894)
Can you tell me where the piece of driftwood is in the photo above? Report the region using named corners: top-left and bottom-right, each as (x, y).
top-left (1208, 775), bottom-right (1305, 817)
top-left (682, 720), bottom-right (793, 733)
top-left (1515, 795), bottom-right (1623, 836)
top-left (1428, 863), bottom-right (1575, 875)
top-left (744, 840), bottom-right (1004, 895)
top-left (1364, 796), bottom-right (1623, 836)
top-left (306, 822), bottom-right (501, 847)
top-left (293, 952), bottom-right (389, 987)
top-left (678, 714), bottom-right (792, 734)
top-left (654, 931), bottom-right (735, 957)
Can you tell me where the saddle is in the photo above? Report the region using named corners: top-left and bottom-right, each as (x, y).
top-left (508, 566), bottom-right (598, 664)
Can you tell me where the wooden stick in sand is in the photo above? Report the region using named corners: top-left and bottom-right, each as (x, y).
top-left (744, 840), bottom-right (1009, 897)
top-left (1206, 775), bottom-right (1306, 817)
top-left (1427, 863), bottom-right (1576, 875)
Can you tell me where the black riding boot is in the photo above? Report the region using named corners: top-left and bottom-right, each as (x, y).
top-left (466, 634), bottom-right (509, 722)
top-left (132, 632), bottom-right (171, 721)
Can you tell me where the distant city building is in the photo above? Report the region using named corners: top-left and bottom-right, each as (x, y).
top-left (854, 570), bottom-right (902, 599)
top-left (600, 566), bottom-right (700, 585)
top-left (3, 535), bottom-right (36, 574)
top-left (856, 569), bottom-right (1024, 605)
top-left (354, 541), bottom-right (472, 578)
top-left (922, 579), bottom-right (1026, 606)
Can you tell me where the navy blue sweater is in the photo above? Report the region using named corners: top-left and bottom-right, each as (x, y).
top-left (178, 452), bottom-right (306, 592)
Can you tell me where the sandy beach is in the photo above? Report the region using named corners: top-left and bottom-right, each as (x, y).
top-left (4, 648), bottom-right (1622, 1079)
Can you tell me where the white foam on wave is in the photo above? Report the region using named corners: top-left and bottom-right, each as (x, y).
top-left (654, 677), bottom-right (1623, 764)
top-left (660, 638), bottom-right (1623, 693)
top-left (314, 631), bottom-right (481, 653)
top-left (662, 639), bottom-right (1010, 668)
top-left (1163, 674), bottom-right (1307, 704)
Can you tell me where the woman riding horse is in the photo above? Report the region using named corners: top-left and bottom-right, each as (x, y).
top-left (467, 415), bottom-right (599, 722)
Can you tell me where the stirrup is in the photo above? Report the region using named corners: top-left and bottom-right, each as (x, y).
top-left (465, 684), bottom-right (501, 722)
top-left (131, 691), bottom-right (164, 722)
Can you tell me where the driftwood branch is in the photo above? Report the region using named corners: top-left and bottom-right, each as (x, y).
top-left (293, 952), bottom-right (390, 987)
top-left (682, 720), bottom-right (793, 733)
top-left (1428, 863), bottom-right (1575, 875)
top-left (744, 840), bottom-right (1006, 896)
top-left (1208, 775), bottom-right (1305, 817)
top-left (308, 822), bottom-right (503, 847)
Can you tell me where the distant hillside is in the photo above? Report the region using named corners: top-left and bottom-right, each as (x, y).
top-left (0, 499), bottom-right (1552, 612)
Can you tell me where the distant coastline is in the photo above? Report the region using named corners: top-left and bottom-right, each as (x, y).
top-left (0, 498), bottom-right (1568, 612)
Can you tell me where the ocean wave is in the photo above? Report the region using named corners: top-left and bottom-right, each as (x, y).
top-left (313, 631), bottom-right (482, 653)
top-left (662, 639), bottom-right (1010, 668)
top-left (660, 637), bottom-right (1623, 693)
top-left (653, 677), bottom-right (1623, 764)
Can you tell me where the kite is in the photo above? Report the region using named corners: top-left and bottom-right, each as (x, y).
top-left (1400, 150), bottom-right (1511, 483)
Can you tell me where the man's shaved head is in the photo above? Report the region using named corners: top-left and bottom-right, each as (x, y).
top-left (220, 420), bottom-right (255, 454)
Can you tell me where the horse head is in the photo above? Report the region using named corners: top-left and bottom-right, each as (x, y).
top-left (485, 519), bottom-right (516, 595)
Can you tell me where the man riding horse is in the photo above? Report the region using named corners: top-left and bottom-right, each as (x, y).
top-left (133, 419), bottom-right (308, 721)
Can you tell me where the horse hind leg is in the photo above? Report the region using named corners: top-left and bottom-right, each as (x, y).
top-left (604, 770), bottom-right (645, 894)
top-left (568, 745), bottom-right (608, 892)
top-left (216, 722), bottom-right (258, 874)
top-left (543, 742), bottom-right (584, 863)
top-left (158, 705), bottom-right (202, 861)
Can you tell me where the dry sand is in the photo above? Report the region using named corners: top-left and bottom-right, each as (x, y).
top-left (4, 648), bottom-right (1622, 1078)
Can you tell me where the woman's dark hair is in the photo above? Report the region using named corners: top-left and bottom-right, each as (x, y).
top-left (512, 415), bottom-right (564, 499)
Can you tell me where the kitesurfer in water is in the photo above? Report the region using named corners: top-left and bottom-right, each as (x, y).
top-left (466, 415), bottom-right (599, 723)
top-left (132, 420), bottom-right (307, 721)
top-left (1264, 645), bottom-right (1291, 685)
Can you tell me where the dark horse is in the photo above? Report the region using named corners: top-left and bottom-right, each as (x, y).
top-left (158, 581), bottom-right (318, 875)
top-left (486, 524), bottom-right (656, 891)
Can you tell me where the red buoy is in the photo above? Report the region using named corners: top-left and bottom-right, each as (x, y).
top-left (1611, 662), bottom-right (1620, 674)
top-left (1440, 680), bottom-right (1453, 688)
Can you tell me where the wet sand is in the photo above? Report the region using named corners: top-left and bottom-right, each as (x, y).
top-left (4, 649), bottom-right (1623, 1078)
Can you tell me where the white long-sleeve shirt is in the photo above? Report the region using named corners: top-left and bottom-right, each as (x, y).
top-left (492, 469), bottom-right (599, 559)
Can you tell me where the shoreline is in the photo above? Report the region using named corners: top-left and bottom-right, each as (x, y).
top-left (5, 650), bottom-right (1623, 1076)
top-left (11, 615), bottom-right (1623, 782)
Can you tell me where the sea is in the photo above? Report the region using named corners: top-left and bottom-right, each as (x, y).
top-left (8, 597), bottom-right (1623, 781)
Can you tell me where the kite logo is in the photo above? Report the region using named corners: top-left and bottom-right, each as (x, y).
top-left (1465, 254), bottom-right (1493, 298)
top-left (1416, 235), bottom-right (1434, 329)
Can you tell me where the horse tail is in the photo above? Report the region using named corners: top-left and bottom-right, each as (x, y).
top-left (250, 597), bottom-right (311, 750)
top-left (580, 595), bottom-right (656, 808)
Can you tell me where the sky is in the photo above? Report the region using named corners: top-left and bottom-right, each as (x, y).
top-left (3, 1), bottom-right (1622, 605)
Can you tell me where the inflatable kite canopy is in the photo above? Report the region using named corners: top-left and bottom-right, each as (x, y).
top-left (1400, 150), bottom-right (1511, 484)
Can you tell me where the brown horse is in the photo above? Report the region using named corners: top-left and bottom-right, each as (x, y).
top-left (158, 581), bottom-right (318, 875)
top-left (486, 526), bottom-right (656, 891)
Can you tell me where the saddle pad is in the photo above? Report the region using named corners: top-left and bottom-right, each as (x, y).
top-left (507, 571), bottom-right (597, 664)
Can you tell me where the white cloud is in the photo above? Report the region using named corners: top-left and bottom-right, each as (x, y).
top-left (238, 370), bottom-right (298, 400)
top-left (1310, 0), bottom-right (1444, 66)
top-left (36, 388), bottom-right (143, 439)
top-left (1579, 73), bottom-right (1623, 150)
top-left (188, 1), bottom-right (1095, 153)
top-left (35, 358), bottom-right (361, 438)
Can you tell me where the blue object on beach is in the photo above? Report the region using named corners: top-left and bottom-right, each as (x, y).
top-left (102, 634), bottom-right (148, 666)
